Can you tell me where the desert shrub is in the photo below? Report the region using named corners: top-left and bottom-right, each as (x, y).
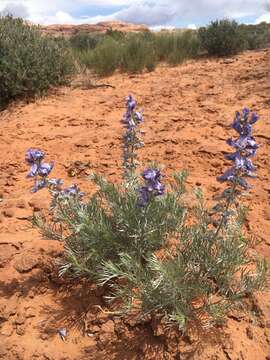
top-left (155, 33), bottom-right (175, 61)
top-left (121, 35), bottom-right (158, 73)
top-left (106, 28), bottom-right (125, 41)
top-left (167, 31), bottom-right (201, 65)
top-left (0, 16), bottom-right (74, 109)
top-left (198, 19), bottom-right (246, 56)
top-left (240, 22), bottom-right (270, 50)
top-left (83, 37), bottom-right (121, 76)
top-left (70, 31), bottom-right (102, 50)
top-left (26, 98), bottom-right (269, 331)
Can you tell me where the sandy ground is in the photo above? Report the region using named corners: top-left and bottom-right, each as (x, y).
top-left (0, 49), bottom-right (269, 359)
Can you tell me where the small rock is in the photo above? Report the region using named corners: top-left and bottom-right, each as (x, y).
top-left (15, 208), bottom-right (32, 220)
top-left (2, 209), bottom-right (14, 218)
top-left (0, 322), bottom-right (14, 336)
top-left (16, 324), bottom-right (25, 336)
top-left (40, 333), bottom-right (49, 341)
top-left (25, 306), bottom-right (36, 318)
top-left (84, 338), bottom-right (97, 353)
top-left (28, 198), bottom-right (47, 212)
top-left (14, 254), bottom-right (39, 273)
top-left (15, 313), bottom-right (26, 325)
top-left (100, 320), bottom-right (115, 334)
top-left (16, 199), bottom-right (27, 209)
top-left (90, 325), bottom-right (100, 334)
top-left (246, 326), bottom-right (253, 340)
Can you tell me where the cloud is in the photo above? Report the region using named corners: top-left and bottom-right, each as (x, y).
top-left (0, 0), bottom-right (270, 27)
top-left (0, 2), bottom-right (29, 18)
top-left (255, 13), bottom-right (270, 24)
top-left (112, 0), bottom-right (267, 26)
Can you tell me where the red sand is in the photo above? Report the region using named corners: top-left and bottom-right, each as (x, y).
top-left (0, 49), bottom-right (269, 359)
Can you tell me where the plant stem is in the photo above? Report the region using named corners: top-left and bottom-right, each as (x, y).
top-left (214, 181), bottom-right (237, 240)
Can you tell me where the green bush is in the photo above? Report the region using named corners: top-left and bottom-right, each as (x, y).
top-left (84, 37), bottom-right (121, 76)
top-left (167, 31), bottom-right (201, 65)
top-left (121, 35), bottom-right (158, 73)
top-left (240, 22), bottom-right (270, 50)
top-left (70, 31), bottom-right (102, 51)
top-left (155, 33), bottom-right (175, 61)
top-left (198, 19), bottom-right (245, 56)
top-left (0, 16), bottom-right (74, 108)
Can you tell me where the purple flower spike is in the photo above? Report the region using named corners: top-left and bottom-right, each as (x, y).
top-left (218, 107), bottom-right (260, 190)
top-left (122, 95), bottom-right (145, 177)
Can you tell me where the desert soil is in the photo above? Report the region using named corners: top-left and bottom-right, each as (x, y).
top-left (0, 49), bottom-right (270, 360)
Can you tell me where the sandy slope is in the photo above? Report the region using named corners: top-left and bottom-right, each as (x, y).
top-left (0, 49), bottom-right (269, 359)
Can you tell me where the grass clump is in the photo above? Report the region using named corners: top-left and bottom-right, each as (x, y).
top-left (167, 31), bottom-right (201, 65)
top-left (240, 22), bottom-right (270, 50)
top-left (121, 34), bottom-right (158, 73)
top-left (198, 19), bottom-right (246, 56)
top-left (0, 16), bottom-right (74, 109)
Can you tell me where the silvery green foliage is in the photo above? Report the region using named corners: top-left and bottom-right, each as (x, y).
top-left (56, 171), bottom-right (186, 279)
top-left (99, 189), bottom-right (269, 329)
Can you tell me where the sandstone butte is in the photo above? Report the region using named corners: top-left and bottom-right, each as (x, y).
top-left (39, 20), bottom-right (149, 37)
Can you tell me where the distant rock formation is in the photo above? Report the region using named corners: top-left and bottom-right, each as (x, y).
top-left (40, 21), bottom-right (149, 38)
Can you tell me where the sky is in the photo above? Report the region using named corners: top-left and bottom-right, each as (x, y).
top-left (0, 0), bottom-right (270, 29)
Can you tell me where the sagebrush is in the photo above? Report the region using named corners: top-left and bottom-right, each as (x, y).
top-left (0, 16), bottom-right (74, 108)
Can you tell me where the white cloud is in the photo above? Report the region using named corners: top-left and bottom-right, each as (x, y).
top-left (255, 13), bottom-right (270, 24)
top-left (187, 23), bottom-right (197, 29)
top-left (0, 0), bottom-right (270, 27)
top-left (0, 2), bottom-right (29, 18)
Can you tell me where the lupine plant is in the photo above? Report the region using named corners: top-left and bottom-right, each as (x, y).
top-left (26, 99), bottom-right (269, 331)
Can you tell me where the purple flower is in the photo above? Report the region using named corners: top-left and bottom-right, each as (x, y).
top-left (63, 184), bottom-right (85, 198)
top-left (26, 149), bottom-right (44, 164)
top-left (38, 162), bottom-right (54, 177)
top-left (138, 168), bottom-right (165, 207)
top-left (231, 108), bottom-right (260, 136)
top-left (218, 107), bottom-right (260, 190)
top-left (135, 111), bottom-right (144, 123)
top-left (250, 112), bottom-right (259, 124)
top-left (242, 107), bottom-right (250, 118)
top-left (122, 95), bottom-right (145, 177)
top-left (27, 163), bottom-right (39, 178)
top-left (126, 95), bottom-right (136, 112)
top-left (48, 178), bottom-right (63, 187)
top-left (142, 168), bottom-right (161, 182)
